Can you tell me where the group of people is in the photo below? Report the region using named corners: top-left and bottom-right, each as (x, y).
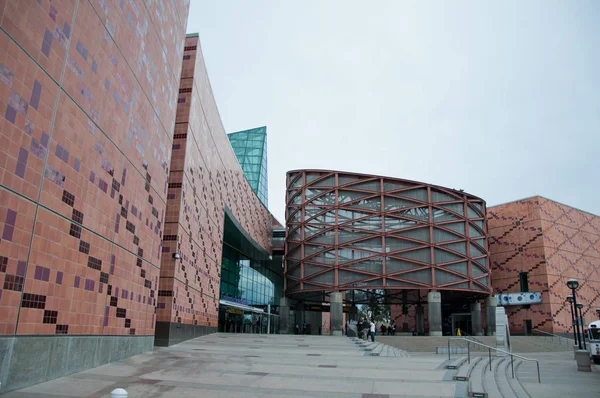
top-left (357, 319), bottom-right (376, 341)
top-left (379, 321), bottom-right (397, 336)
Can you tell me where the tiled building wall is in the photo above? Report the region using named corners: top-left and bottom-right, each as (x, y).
top-left (488, 197), bottom-right (600, 334)
top-left (0, 0), bottom-right (189, 391)
top-left (157, 36), bottom-right (273, 345)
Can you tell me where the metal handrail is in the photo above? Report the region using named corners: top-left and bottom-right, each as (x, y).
top-left (531, 328), bottom-right (573, 346)
top-left (447, 337), bottom-right (541, 383)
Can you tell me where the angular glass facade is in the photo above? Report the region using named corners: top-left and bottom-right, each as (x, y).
top-left (228, 127), bottom-right (269, 207)
top-left (219, 212), bottom-right (283, 333)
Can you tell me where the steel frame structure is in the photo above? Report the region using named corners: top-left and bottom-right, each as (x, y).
top-left (284, 170), bottom-right (492, 302)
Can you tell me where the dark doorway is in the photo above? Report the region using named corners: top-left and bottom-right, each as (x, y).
top-left (524, 319), bottom-right (532, 336)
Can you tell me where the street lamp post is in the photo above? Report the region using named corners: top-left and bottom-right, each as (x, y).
top-left (567, 295), bottom-right (578, 347)
top-left (577, 303), bottom-right (586, 350)
top-left (567, 279), bottom-right (583, 350)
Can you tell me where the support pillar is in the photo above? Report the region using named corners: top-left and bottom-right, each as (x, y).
top-left (485, 296), bottom-right (497, 336)
top-left (427, 291), bottom-right (442, 336)
top-left (470, 301), bottom-right (483, 336)
top-left (330, 292), bottom-right (343, 336)
top-left (279, 297), bottom-right (290, 334)
top-left (416, 305), bottom-right (424, 335)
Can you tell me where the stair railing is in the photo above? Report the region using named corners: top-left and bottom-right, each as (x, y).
top-left (531, 328), bottom-right (573, 347)
top-left (447, 337), bottom-right (541, 383)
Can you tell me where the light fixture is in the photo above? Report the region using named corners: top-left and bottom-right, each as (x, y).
top-left (172, 252), bottom-right (181, 260)
top-left (576, 303), bottom-right (584, 310)
top-left (567, 279), bottom-right (579, 290)
top-left (567, 295), bottom-right (574, 304)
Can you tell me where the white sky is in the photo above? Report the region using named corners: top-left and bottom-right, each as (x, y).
top-left (186, 1), bottom-right (600, 223)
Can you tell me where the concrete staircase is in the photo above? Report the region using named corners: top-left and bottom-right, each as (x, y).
top-left (350, 337), bottom-right (410, 357)
top-left (449, 354), bottom-right (536, 398)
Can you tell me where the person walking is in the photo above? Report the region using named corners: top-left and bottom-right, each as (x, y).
top-left (369, 319), bottom-right (376, 342)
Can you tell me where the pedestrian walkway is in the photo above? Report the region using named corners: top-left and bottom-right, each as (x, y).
top-left (2, 334), bottom-right (599, 397)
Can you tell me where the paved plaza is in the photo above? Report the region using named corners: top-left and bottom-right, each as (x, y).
top-left (2, 334), bottom-right (599, 397)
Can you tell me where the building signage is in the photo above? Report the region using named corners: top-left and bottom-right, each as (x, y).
top-left (495, 292), bottom-right (542, 306)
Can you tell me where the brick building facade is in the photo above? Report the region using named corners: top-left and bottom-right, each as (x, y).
top-left (488, 196), bottom-right (600, 334)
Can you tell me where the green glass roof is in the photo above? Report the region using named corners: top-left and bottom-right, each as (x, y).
top-left (228, 126), bottom-right (268, 208)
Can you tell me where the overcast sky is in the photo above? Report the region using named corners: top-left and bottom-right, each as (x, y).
top-left (186, 1), bottom-right (600, 223)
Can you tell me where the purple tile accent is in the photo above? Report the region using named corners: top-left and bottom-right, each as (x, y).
top-left (41, 132), bottom-right (49, 147)
top-left (121, 168), bottom-right (126, 186)
top-left (110, 255), bottom-right (115, 275)
top-left (143, 296), bottom-right (146, 304)
top-left (74, 158), bottom-right (80, 171)
top-left (125, 200), bottom-right (129, 211)
top-left (6, 209), bottom-right (17, 226)
top-left (24, 119), bottom-right (34, 136)
top-left (74, 276), bottom-right (80, 288)
top-left (114, 213), bottom-right (120, 233)
top-left (138, 212), bottom-right (141, 221)
top-left (34, 266), bottom-right (43, 280)
top-left (44, 166), bottom-right (65, 187)
top-left (0, 63), bottom-right (13, 87)
top-left (5, 105), bottom-right (17, 124)
top-left (61, 148), bottom-right (69, 163)
top-left (49, 5), bottom-right (57, 21)
top-left (63, 22), bottom-right (71, 38)
top-left (42, 267), bottom-right (50, 281)
top-left (56, 271), bottom-right (63, 284)
top-left (110, 187), bottom-right (115, 199)
top-left (104, 306), bottom-right (110, 326)
top-left (130, 291), bottom-right (133, 300)
top-left (115, 287), bottom-right (119, 296)
top-left (16, 261), bottom-right (26, 277)
top-left (30, 80), bottom-right (42, 110)
top-left (99, 282), bottom-right (103, 293)
top-left (41, 28), bottom-right (53, 57)
top-left (30, 139), bottom-right (47, 159)
top-left (92, 60), bottom-right (97, 73)
top-left (9, 91), bottom-right (28, 115)
top-left (55, 144), bottom-right (63, 158)
top-left (85, 279), bottom-right (94, 291)
top-left (15, 148), bottom-right (28, 178)
top-left (121, 289), bottom-right (127, 299)
top-left (99, 179), bottom-right (108, 193)
top-left (89, 171), bottom-right (95, 183)
top-left (138, 294), bottom-right (141, 303)
top-left (2, 225), bottom-right (15, 242)
top-left (162, 246), bottom-right (170, 253)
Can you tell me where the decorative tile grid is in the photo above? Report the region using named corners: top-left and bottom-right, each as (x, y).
top-left (487, 197), bottom-right (600, 334)
top-left (157, 37), bottom-right (273, 328)
top-left (0, 0), bottom-right (190, 336)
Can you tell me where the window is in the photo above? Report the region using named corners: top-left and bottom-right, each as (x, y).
top-left (519, 272), bottom-right (529, 292)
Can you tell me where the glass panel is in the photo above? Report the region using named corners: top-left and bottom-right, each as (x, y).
top-left (450, 282), bottom-right (469, 289)
top-left (338, 229), bottom-right (371, 243)
top-left (431, 190), bottom-right (458, 202)
top-left (385, 237), bottom-right (421, 252)
top-left (310, 230), bottom-right (336, 245)
top-left (338, 270), bottom-right (370, 284)
top-left (288, 246), bottom-right (301, 260)
top-left (385, 258), bottom-right (421, 273)
top-left (311, 176), bottom-right (334, 186)
top-left (304, 244), bottom-right (327, 257)
top-left (396, 188), bottom-right (428, 201)
top-left (383, 181), bottom-right (406, 192)
top-left (338, 190), bottom-right (370, 204)
top-left (398, 248), bottom-right (431, 263)
top-left (348, 259), bottom-right (383, 273)
top-left (435, 269), bottom-right (463, 284)
top-left (442, 241), bottom-right (467, 255)
top-left (305, 225), bottom-right (326, 238)
top-left (307, 271), bottom-right (334, 285)
top-left (338, 209), bottom-right (370, 222)
top-left (473, 220), bottom-right (484, 229)
top-left (308, 250), bottom-right (336, 265)
top-left (472, 264), bottom-right (486, 277)
top-left (346, 237), bottom-right (382, 252)
top-left (471, 202), bottom-right (483, 211)
top-left (338, 249), bottom-right (374, 264)
top-left (348, 217), bottom-right (382, 231)
top-left (393, 207), bottom-right (429, 221)
top-left (400, 269), bottom-right (432, 284)
top-left (431, 209), bottom-right (460, 222)
top-left (304, 263), bottom-right (327, 277)
top-left (394, 227), bottom-right (430, 242)
top-left (443, 261), bottom-right (467, 276)
top-left (434, 248), bottom-right (463, 264)
top-left (384, 196), bottom-right (419, 211)
top-left (469, 225), bottom-right (484, 238)
top-left (291, 175), bottom-right (303, 188)
top-left (476, 276), bottom-right (489, 287)
top-left (439, 203), bottom-right (464, 215)
top-left (288, 227), bottom-right (301, 241)
top-left (467, 206), bottom-right (481, 219)
top-left (385, 217), bottom-right (418, 232)
top-left (348, 180), bottom-right (380, 192)
top-left (338, 175), bottom-right (358, 185)
top-left (311, 192), bottom-right (335, 205)
top-left (291, 193), bottom-right (302, 204)
top-left (443, 222), bottom-right (465, 235)
top-left (474, 238), bottom-right (485, 247)
top-left (349, 197), bottom-right (382, 211)
top-left (433, 228), bottom-right (461, 243)
top-left (306, 174), bottom-right (321, 184)
top-left (288, 265), bottom-right (301, 278)
top-left (386, 279), bottom-right (419, 287)
top-left (305, 208), bottom-right (335, 223)
top-left (474, 256), bottom-right (487, 268)
top-left (470, 243), bottom-right (485, 257)
top-left (306, 188), bottom-right (326, 200)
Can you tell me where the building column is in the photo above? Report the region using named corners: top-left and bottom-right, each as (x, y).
top-left (471, 301), bottom-right (483, 336)
top-left (330, 292), bottom-right (343, 336)
top-left (427, 291), bottom-right (442, 336)
top-left (416, 305), bottom-right (425, 335)
top-left (279, 297), bottom-right (290, 334)
top-left (485, 296), bottom-right (497, 336)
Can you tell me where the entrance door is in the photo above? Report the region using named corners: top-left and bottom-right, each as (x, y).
top-left (452, 313), bottom-right (472, 336)
top-left (524, 319), bottom-right (532, 336)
